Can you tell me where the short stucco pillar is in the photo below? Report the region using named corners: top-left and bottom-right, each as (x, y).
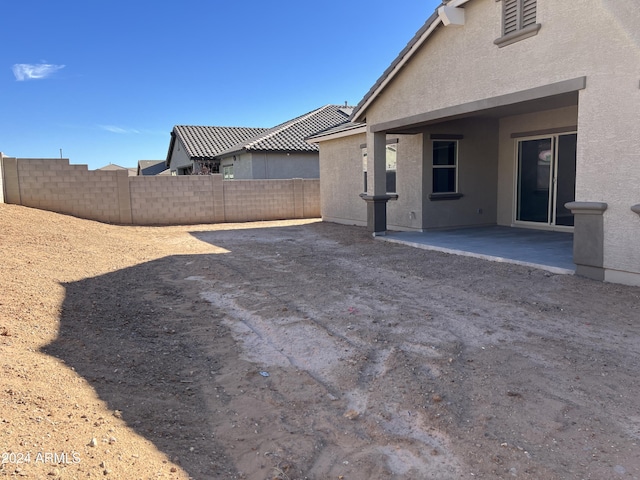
top-left (360, 130), bottom-right (395, 235)
top-left (565, 201), bottom-right (608, 281)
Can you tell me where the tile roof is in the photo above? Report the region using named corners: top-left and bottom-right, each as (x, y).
top-left (173, 126), bottom-right (268, 159)
top-left (218, 105), bottom-right (354, 156)
top-left (306, 121), bottom-right (366, 142)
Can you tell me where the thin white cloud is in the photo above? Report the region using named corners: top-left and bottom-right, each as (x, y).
top-left (99, 125), bottom-right (140, 134)
top-left (13, 63), bottom-right (65, 81)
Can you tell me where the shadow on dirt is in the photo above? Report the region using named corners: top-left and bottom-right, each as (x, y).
top-left (42, 253), bottom-right (241, 479)
top-left (37, 220), bottom-right (640, 480)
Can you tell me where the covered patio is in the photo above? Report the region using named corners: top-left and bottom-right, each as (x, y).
top-left (380, 226), bottom-right (574, 274)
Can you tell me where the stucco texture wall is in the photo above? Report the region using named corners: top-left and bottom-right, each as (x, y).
top-left (420, 119), bottom-right (499, 229)
top-left (355, 0), bottom-right (640, 281)
top-left (387, 134), bottom-right (424, 231)
top-left (219, 152), bottom-right (319, 180)
top-left (167, 138), bottom-right (195, 174)
top-left (363, 0), bottom-right (635, 125)
top-left (253, 152), bottom-right (319, 180)
top-left (318, 133), bottom-right (367, 226)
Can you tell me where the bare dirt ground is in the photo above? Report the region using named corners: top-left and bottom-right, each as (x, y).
top-left (1, 203), bottom-right (640, 480)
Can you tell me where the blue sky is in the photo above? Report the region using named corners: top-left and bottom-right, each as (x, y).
top-left (2, 1), bottom-right (441, 170)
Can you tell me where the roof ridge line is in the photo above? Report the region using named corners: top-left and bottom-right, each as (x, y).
top-left (243, 105), bottom-right (330, 149)
top-left (175, 125), bottom-right (268, 130)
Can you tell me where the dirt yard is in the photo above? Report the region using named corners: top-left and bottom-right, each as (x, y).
top-left (1, 203), bottom-right (639, 480)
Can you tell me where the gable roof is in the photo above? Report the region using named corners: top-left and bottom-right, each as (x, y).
top-left (218, 104), bottom-right (354, 156)
top-left (137, 160), bottom-right (169, 176)
top-left (97, 163), bottom-right (137, 176)
top-left (352, 0), bottom-right (472, 122)
top-left (172, 125), bottom-right (268, 160)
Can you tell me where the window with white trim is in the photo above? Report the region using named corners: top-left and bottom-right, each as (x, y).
top-left (222, 165), bottom-right (234, 179)
top-left (495, 0), bottom-right (540, 47)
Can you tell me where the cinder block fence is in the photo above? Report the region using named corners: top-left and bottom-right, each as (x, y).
top-left (0, 156), bottom-right (320, 225)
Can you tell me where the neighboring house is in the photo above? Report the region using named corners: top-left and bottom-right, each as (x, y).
top-left (137, 160), bottom-right (170, 176)
top-left (216, 104), bottom-right (353, 180)
top-left (309, 0), bottom-right (640, 286)
top-left (166, 126), bottom-right (267, 175)
top-left (97, 163), bottom-right (137, 176)
top-left (165, 105), bottom-right (353, 179)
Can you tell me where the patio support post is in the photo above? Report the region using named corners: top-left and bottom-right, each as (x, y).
top-left (565, 201), bottom-right (608, 280)
top-left (360, 130), bottom-right (394, 236)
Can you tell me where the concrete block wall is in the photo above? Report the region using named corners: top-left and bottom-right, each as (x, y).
top-left (224, 179), bottom-right (297, 222)
top-left (302, 179), bottom-right (321, 218)
top-left (4, 158), bottom-right (127, 223)
top-left (129, 175), bottom-right (217, 225)
top-left (0, 157), bottom-right (320, 225)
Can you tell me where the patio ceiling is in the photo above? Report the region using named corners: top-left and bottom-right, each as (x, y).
top-left (373, 77), bottom-right (585, 135)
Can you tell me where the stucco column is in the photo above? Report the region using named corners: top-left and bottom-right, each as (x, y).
top-left (360, 130), bottom-right (394, 235)
top-left (565, 201), bottom-right (608, 281)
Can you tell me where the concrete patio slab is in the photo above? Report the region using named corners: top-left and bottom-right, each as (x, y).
top-left (380, 226), bottom-right (575, 274)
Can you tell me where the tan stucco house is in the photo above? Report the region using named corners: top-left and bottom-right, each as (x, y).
top-left (309, 0), bottom-right (640, 286)
top-left (166, 105), bottom-right (353, 179)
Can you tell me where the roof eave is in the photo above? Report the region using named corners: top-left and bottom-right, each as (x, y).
top-left (307, 124), bottom-right (367, 143)
top-left (244, 147), bottom-right (319, 154)
top-left (216, 145), bottom-right (250, 158)
top-left (165, 129), bottom-right (177, 167)
top-left (352, 1), bottom-right (473, 123)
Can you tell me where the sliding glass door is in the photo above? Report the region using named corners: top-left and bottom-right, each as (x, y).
top-left (516, 133), bottom-right (576, 227)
